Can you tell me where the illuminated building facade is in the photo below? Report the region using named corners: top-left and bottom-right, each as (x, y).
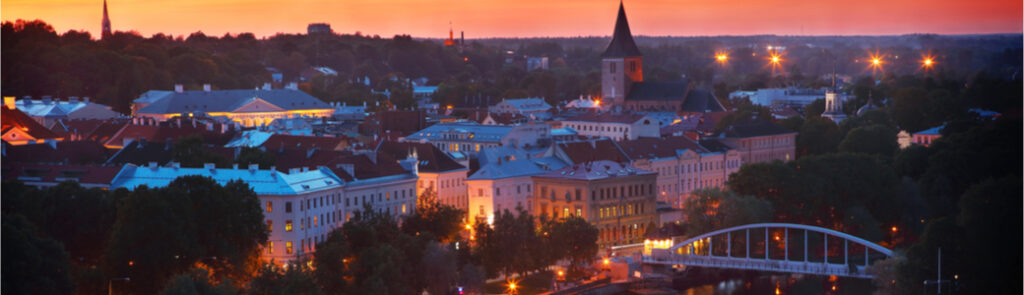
top-left (132, 84), bottom-right (333, 127)
top-left (531, 160), bottom-right (658, 249)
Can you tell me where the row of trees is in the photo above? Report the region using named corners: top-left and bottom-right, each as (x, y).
top-left (473, 209), bottom-right (599, 279)
top-left (2, 176), bottom-right (267, 294)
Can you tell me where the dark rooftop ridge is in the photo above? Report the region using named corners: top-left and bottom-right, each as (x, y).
top-left (602, 1), bottom-right (643, 58)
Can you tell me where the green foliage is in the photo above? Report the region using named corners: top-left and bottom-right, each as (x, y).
top-left (682, 188), bottom-right (773, 236)
top-left (105, 176), bottom-right (267, 294)
top-left (236, 147), bottom-right (276, 169)
top-left (892, 145), bottom-right (931, 179)
top-left (549, 216), bottom-right (599, 271)
top-left (955, 176), bottom-right (1023, 293)
top-left (803, 98), bottom-right (825, 118)
top-left (401, 187), bottom-right (466, 243)
top-left (3, 181), bottom-right (117, 265)
top-left (248, 264), bottom-right (323, 295)
top-left (918, 118), bottom-right (1022, 217)
top-left (159, 268), bottom-right (237, 295)
top-left (838, 124), bottom-right (899, 158)
top-left (172, 135), bottom-right (231, 168)
top-left (796, 117), bottom-right (842, 157)
top-left (1, 214), bottom-right (75, 295)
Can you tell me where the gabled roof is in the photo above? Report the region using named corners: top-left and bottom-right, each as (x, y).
top-left (405, 123), bottom-right (514, 143)
top-left (722, 120), bottom-right (795, 138)
top-left (2, 163), bottom-right (126, 187)
top-left (1, 107), bottom-right (60, 140)
top-left (135, 89), bottom-right (330, 115)
top-left (602, 1), bottom-right (642, 58)
top-left (376, 141), bottom-right (465, 173)
top-left (533, 160), bottom-right (653, 181)
top-left (556, 139), bottom-right (631, 164)
top-left (3, 140), bottom-right (114, 165)
top-left (681, 89), bottom-right (726, 112)
top-left (617, 136), bottom-right (710, 160)
top-left (260, 134), bottom-right (349, 151)
top-left (110, 164), bottom-right (344, 195)
top-left (626, 81), bottom-right (689, 102)
top-left (564, 112), bottom-right (649, 124)
top-left (497, 98), bottom-right (552, 112)
top-left (469, 155), bottom-right (567, 181)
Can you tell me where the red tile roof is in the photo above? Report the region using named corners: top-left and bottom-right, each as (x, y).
top-left (1, 163), bottom-right (124, 187)
top-left (565, 112), bottom-right (648, 124)
top-left (260, 134), bottom-right (350, 151)
top-left (3, 141), bottom-right (115, 165)
top-left (2, 107), bottom-right (60, 140)
top-left (617, 136), bottom-right (710, 160)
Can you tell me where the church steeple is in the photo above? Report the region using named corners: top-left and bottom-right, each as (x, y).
top-left (101, 0), bottom-right (112, 39)
top-left (602, 1), bottom-right (642, 58)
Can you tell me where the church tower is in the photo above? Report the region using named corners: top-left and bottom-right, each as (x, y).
top-left (101, 0), bottom-right (112, 39)
top-left (821, 68), bottom-right (847, 124)
top-left (601, 1), bottom-right (643, 107)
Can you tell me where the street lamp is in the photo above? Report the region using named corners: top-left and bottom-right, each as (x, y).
top-left (108, 277), bottom-right (130, 295)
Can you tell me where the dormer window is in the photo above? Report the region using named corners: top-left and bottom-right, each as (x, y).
top-left (610, 62), bottom-right (617, 73)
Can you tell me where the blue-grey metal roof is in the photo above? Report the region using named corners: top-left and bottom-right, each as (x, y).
top-left (110, 164), bottom-right (344, 195)
top-left (469, 156), bottom-right (567, 180)
top-left (135, 89), bottom-right (330, 114)
top-left (405, 123), bottom-right (514, 143)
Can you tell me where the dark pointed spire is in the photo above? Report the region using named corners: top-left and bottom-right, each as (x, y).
top-left (102, 0), bottom-right (112, 39)
top-left (602, 1), bottom-right (642, 58)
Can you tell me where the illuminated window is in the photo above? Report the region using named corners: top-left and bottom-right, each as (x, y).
top-left (285, 220), bottom-right (293, 232)
top-left (286, 242), bottom-right (293, 254)
top-left (313, 216), bottom-right (318, 227)
top-left (266, 201), bottom-right (273, 212)
top-left (576, 208), bottom-right (582, 217)
top-left (268, 242), bottom-right (274, 254)
top-left (267, 220), bottom-right (273, 232)
top-left (563, 208), bottom-right (570, 218)
top-left (402, 204), bottom-right (407, 214)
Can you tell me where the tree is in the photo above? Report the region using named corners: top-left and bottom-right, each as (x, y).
top-left (838, 124), bottom-right (899, 158)
top-left (236, 147), bottom-right (276, 169)
top-left (248, 264), bottom-right (322, 295)
top-left (803, 98), bottom-right (825, 117)
top-left (1, 214), bottom-right (75, 295)
top-left (401, 187), bottom-right (466, 243)
top-left (172, 135), bottom-right (231, 168)
top-left (549, 216), bottom-right (599, 272)
top-left (159, 268), bottom-right (237, 295)
top-left (893, 145), bottom-right (930, 179)
top-left (955, 177), bottom-right (1023, 293)
top-left (796, 117), bottom-right (842, 157)
top-left (421, 242), bottom-right (458, 295)
top-left (683, 188), bottom-right (773, 236)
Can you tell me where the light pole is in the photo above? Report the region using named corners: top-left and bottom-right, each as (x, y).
top-left (108, 277), bottom-right (130, 295)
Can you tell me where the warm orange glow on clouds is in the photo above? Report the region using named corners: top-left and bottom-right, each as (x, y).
top-left (3, 0), bottom-right (1021, 38)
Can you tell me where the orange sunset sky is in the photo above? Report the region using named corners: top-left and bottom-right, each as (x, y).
top-left (3, 0), bottom-right (1021, 38)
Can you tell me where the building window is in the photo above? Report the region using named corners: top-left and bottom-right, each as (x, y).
top-left (630, 61), bottom-right (637, 72)
top-left (266, 201), bottom-right (273, 212)
top-left (313, 216), bottom-right (318, 227)
top-left (575, 189), bottom-right (581, 201)
top-left (477, 188), bottom-right (484, 197)
top-left (285, 220), bottom-right (293, 232)
top-left (495, 188), bottom-right (501, 196)
top-left (286, 241), bottom-right (293, 254)
top-left (576, 208), bottom-right (583, 217)
top-left (563, 208), bottom-right (570, 218)
top-left (267, 220), bottom-right (273, 232)
top-left (268, 241), bottom-right (273, 254)
top-left (610, 62), bottom-right (617, 73)
top-left (285, 202), bottom-right (292, 213)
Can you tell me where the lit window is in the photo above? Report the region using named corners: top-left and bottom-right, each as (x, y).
top-left (266, 201), bottom-right (273, 213)
top-left (402, 204), bottom-right (407, 214)
top-left (268, 242), bottom-right (274, 254)
top-left (267, 220), bottom-right (273, 232)
top-left (285, 220), bottom-right (293, 232)
top-left (286, 242), bottom-right (293, 254)
top-left (313, 216), bottom-right (318, 227)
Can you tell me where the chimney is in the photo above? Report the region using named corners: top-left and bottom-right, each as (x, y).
top-left (286, 82), bottom-right (299, 90)
top-left (22, 96), bottom-right (32, 106)
top-left (171, 162), bottom-right (181, 168)
top-left (148, 162), bottom-right (158, 169)
top-left (232, 163), bottom-right (239, 169)
top-left (203, 163), bottom-right (216, 169)
top-left (248, 164), bottom-right (259, 171)
top-left (302, 167), bottom-right (309, 172)
top-left (83, 97), bottom-right (90, 103)
top-left (203, 84), bottom-right (212, 92)
top-left (262, 83), bottom-right (272, 90)
top-left (42, 96), bottom-right (52, 104)
top-left (69, 96), bottom-right (80, 103)
top-left (289, 168), bottom-right (300, 174)
top-left (3, 96), bottom-right (14, 109)
top-left (174, 84), bottom-right (184, 93)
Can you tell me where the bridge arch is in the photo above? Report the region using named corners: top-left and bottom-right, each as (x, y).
top-left (668, 223), bottom-right (894, 257)
top-left (646, 223), bottom-right (895, 278)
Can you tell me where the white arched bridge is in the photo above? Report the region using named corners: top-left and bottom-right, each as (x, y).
top-left (644, 223), bottom-right (895, 279)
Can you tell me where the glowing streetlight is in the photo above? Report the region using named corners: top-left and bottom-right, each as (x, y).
top-left (923, 58), bottom-right (933, 66)
top-left (771, 56), bottom-right (780, 63)
top-left (603, 258), bottom-right (610, 266)
top-left (891, 226), bottom-right (898, 233)
top-left (872, 58), bottom-right (881, 65)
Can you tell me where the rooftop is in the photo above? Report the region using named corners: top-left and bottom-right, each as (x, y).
top-left (135, 88), bottom-right (330, 115)
top-left (534, 160), bottom-right (654, 181)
